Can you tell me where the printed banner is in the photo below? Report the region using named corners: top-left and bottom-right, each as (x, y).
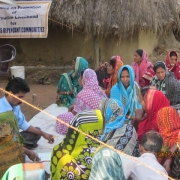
top-left (0, 1), bottom-right (51, 38)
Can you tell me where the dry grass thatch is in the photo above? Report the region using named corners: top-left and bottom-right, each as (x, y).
top-left (49, 0), bottom-right (180, 38)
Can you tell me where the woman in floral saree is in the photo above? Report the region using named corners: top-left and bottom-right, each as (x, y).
top-left (56, 57), bottom-right (88, 108)
top-left (50, 99), bottom-right (126, 180)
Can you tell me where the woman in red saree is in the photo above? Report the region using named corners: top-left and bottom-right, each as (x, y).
top-left (157, 107), bottom-right (180, 178)
top-left (137, 89), bottom-right (170, 142)
top-left (165, 51), bottom-right (180, 81)
top-left (131, 49), bottom-right (154, 87)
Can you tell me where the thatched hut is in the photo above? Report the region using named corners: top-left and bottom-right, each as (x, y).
top-left (1, 0), bottom-right (180, 70)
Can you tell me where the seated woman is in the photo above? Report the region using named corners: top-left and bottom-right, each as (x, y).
top-left (104, 55), bottom-right (123, 97)
top-left (56, 69), bottom-right (107, 134)
top-left (157, 107), bottom-right (180, 179)
top-left (150, 61), bottom-right (180, 106)
top-left (131, 49), bottom-right (154, 87)
top-left (51, 98), bottom-right (126, 180)
top-left (165, 51), bottom-right (180, 81)
top-left (56, 57), bottom-right (88, 107)
top-left (99, 99), bottom-right (140, 157)
top-left (51, 99), bottom-right (141, 180)
top-left (138, 88), bottom-right (170, 142)
top-left (110, 65), bottom-right (144, 123)
top-left (0, 111), bottom-right (40, 179)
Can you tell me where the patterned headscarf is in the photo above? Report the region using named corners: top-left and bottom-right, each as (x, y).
top-left (165, 51), bottom-right (178, 71)
top-left (105, 56), bottom-right (123, 97)
top-left (74, 69), bottom-right (107, 112)
top-left (99, 98), bottom-right (126, 141)
top-left (157, 107), bottom-right (180, 148)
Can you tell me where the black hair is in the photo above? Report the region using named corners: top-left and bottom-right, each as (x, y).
top-left (73, 58), bottom-right (76, 62)
top-left (153, 62), bottom-right (166, 73)
top-left (140, 86), bottom-right (150, 97)
top-left (5, 77), bottom-right (30, 94)
top-left (121, 67), bottom-right (129, 73)
top-left (109, 57), bottom-right (116, 69)
top-left (170, 51), bottom-right (177, 57)
top-left (135, 49), bottom-right (143, 58)
top-left (80, 70), bottom-right (85, 77)
top-left (141, 130), bottom-right (163, 153)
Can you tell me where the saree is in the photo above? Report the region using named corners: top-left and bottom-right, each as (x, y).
top-left (89, 147), bottom-right (125, 180)
top-left (56, 69), bottom-right (107, 134)
top-left (105, 56), bottom-right (123, 97)
top-left (2, 163), bottom-right (45, 180)
top-left (110, 65), bottom-right (142, 119)
top-left (51, 110), bottom-right (104, 180)
top-left (157, 107), bottom-right (180, 178)
top-left (99, 99), bottom-right (140, 157)
top-left (57, 57), bottom-right (89, 107)
top-left (131, 50), bottom-right (154, 87)
top-left (165, 51), bottom-right (180, 81)
top-left (0, 111), bottom-right (23, 179)
top-left (137, 89), bottom-right (170, 142)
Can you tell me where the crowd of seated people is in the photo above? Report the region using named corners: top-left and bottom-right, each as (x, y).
top-left (2, 50), bottom-right (180, 180)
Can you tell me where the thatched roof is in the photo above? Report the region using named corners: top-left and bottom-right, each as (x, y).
top-left (50, 0), bottom-right (180, 38)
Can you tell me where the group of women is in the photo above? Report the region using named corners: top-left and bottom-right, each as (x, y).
top-left (50, 50), bottom-right (180, 179)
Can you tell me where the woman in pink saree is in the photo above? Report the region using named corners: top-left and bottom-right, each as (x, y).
top-left (131, 49), bottom-right (154, 87)
top-left (56, 68), bottom-right (107, 134)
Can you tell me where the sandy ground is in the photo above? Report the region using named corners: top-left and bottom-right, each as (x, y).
top-left (0, 78), bottom-right (57, 121)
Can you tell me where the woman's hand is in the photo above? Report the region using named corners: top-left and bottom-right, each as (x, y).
top-left (68, 105), bottom-right (74, 112)
top-left (101, 62), bottom-right (109, 68)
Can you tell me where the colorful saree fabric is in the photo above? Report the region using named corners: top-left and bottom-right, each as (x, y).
top-left (2, 163), bottom-right (45, 180)
top-left (105, 56), bottom-right (123, 97)
top-left (165, 51), bottom-right (180, 81)
top-left (89, 147), bottom-right (125, 180)
top-left (157, 107), bottom-right (180, 149)
top-left (51, 110), bottom-right (104, 180)
top-left (131, 50), bottom-right (154, 87)
top-left (157, 107), bottom-right (180, 178)
top-left (57, 57), bottom-right (88, 107)
top-left (110, 65), bottom-right (142, 119)
top-left (0, 111), bottom-right (23, 179)
top-left (137, 89), bottom-right (170, 142)
top-left (151, 61), bottom-right (180, 105)
top-left (56, 69), bottom-right (107, 134)
top-left (100, 99), bottom-right (140, 157)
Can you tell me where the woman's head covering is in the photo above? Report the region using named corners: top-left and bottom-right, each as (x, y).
top-left (82, 68), bottom-right (107, 98)
top-left (105, 56), bottom-right (123, 97)
top-left (165, 51), bottom-right (178, 71)
top-left (137, 89), bottom-right (170, 142)
top-left (153, 61), bottom-right (169, 75)
top-left (110, 65), bottom-right (142, 117)
top-left (99, 98), bottom-right (126, 140)
top-left (157, 107), bottom-right (180, 148)
top-left (73, 57), bottom-right (89, 89)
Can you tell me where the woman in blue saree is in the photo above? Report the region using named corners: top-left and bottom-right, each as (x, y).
top-left (56, 57), bottom-right (88, 107)
top-left (110, 65), bottom-right (144, 123)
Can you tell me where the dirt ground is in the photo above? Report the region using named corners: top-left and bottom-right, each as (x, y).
top-left (0, 78), bottom-right (57, 121)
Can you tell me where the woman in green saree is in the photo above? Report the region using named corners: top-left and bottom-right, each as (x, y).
top-left (56, 57), bottom-right (89, 108)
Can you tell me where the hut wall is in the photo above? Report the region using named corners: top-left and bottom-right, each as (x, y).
top-left (0, 27), bottom-right (158, 67)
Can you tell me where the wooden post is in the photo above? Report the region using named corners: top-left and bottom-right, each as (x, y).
top-left (93, 36), bottom-right (100, 68)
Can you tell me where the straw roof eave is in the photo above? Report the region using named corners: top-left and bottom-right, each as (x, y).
top-left (49, 0), bottom-right (180, 38)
